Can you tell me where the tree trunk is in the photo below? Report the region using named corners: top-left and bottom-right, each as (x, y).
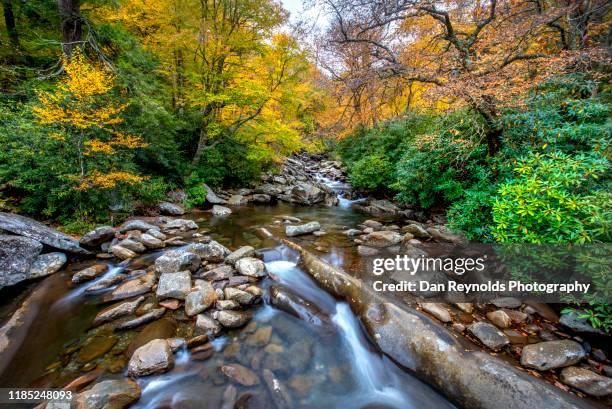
top-left (58, 0), bottom-right (82, 59)
top-left (2, 0), bottom-right (19, 51)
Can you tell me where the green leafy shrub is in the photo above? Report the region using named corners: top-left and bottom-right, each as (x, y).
top-left (349, 154), bottom-right (395, 189)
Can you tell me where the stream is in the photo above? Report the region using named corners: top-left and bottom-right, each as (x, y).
top-left (0, 179), bottom-right (456, 408)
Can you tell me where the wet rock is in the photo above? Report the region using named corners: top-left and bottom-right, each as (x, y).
top-left (0, 212), bottom-right (89, 254)
top-left (254, 227), bottom-right (273, 238)
top-left (203, 183), bottom-right (227, 204)
top-left (186, 241), bottom-right (229, 263)
top-left (146, 229), bottom-right (166, 241)
top-left (201, 264), bottom-right (234, 281)
top-left (344, 229), bottom-right (361, 237)
top-left (73, 264), bottom-right (109, 284)
top-left (80, 226), bottom-right (115, 247)
top-left (0, 235), bottom-right (42, 287)
top-left (503, 329), bottom-right (528, 345)
top-left (155, 250), bottom-right (201, 273)
top-left (86, 275), bottom-right (125, 292)
top-left (252, 194), bottom-right (272, 204)
top-left (520, 340), bottom-right (586, 371)
top-left (158, 202), bottom-right (185, 216)
top-left (285, 221), bottom-right (321, 237)
top-left (363, 220), bottom-right (383, 230)
top-left (419, 303), bottom-right (452, 323)
top-left (93, 296), bottom-right (144, 326)
top-left (115, 308), bottom-right (166, 330)
top-left (426, 226), bottom-right (466, 245)
top-left (288, 181), bottom-right (326, 205)
top-left (162, 218), bottom-right (198, 232)
top-left (78, 335), bottom-right (118, 362)
top-left (247, 326), bottom-right (272, 346)
top-left (63, 369), bottom-right (103, 392)
top-left (357, 245), bottom-right (380, 256)
top-left (263, 369), bottom-right (293, 409)
top-left (455, 303), bottom-right (474, 314)
top-left (28, 252), bottom-right (66, 279)
top-left (156, 271), bottom-right (192, 300)
top-left (110, 245), bottom-right (136, 260)
top-left (560, 366), bottom-right (612, 397)
top-left (221, 384), bottom-right (237, 409)
top-left (359, 199), bottom-right (400, 215)
top-left (109, 272), bottom-right (156, 301)
top-left (127, 339), bottom-right (174, 377)
top-left (524, 302), bottom-right (558, 322)
top-left (468, 321), bottom-right (510, 351)
top-left (491, 297), bottom-right (522, 309)
top-left (119, 220), bottom-right (158, 233)
top-left (364, 231), bottom-right (403, 248)
top-left (185, 281), bottom-right (217, 316)
top-left (73, 379), bottom-right (140, 409)
top-left (216, 300), bottom-right (239, 310)
top-left (214, 310), bottom-right (252, 328)
top-left (167, 338), bottom-right (186, 352)
top-left (228, 195), bottom-right (248, 206)
top-left (135, 233), bottom-right (165, 249)
top-left (225, 246), bottom-right (255, 265)
top-left (196, 314), bottom-right (222, 336)
top-left (224, 287), bottom-right (255, 305)
top-left (158, 299), bottom-right (180, 310)
top-left (117, 238), bottom-right (145, 253)
top-left (221, 364), bottom-right (260, 386)
top-left (245, 285), bottom-right (263, 297)
top-left (402, 223), bottom-right (431, 239)
top-left (127, 318), bottom-right (178, 356)
top-left (212, 205), bottom-right (232, 216)
top-left (235, 257), bottom-right (266, 277)
top-left (486, 310), bottom-right (512, 329)
top-left (269, 286), bottom-right (330, 327)
top-left (559, 311), bottom-right (602, 334)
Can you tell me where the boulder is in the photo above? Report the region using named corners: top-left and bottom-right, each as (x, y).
top-left (0, 212), bottom-right (89, 254)
top-left (468, 321), bottom-right (510, 351)
top-left (158, 202), bottom-right (185, 216)
top-left (186, 241), bottom-right (229, 263)
top-left (520, 340), bottom-right (586, 371)
top-left (203, 183), bottom-right (227, 204)
top-left (363, 231), bottom-right (403, 248)
top-left (560, 367), bottom-right (612, 397)
top-left (225, 246), bottom-right (255, 265)
top-left (93, 296), bottom-right (145, 326)
top-left (221, 364), bottom-right (260, 386)
top-left (212, 205), bottom-right (232, 216)
top-left (359, 199), bottom-right (400, 215)
top-left (119, 219), bottom-right (158, 233)
top-left (80, 226), bottom-right (115, 247)
top-left (285, 221), bottom-right (321, 237)
top-left (162, 218), bottom-right (198, 232)
top-left (127, 339), bottom-right (174, 377)
top-left (156, 271), bottom-right (192, 300)
top-left (214, 310), bottom-right (252, 328)
top-left (27, 252), bottom-right (66, 279)
top-left (0, 235), bottom-right (43, 287)
top-left (289, 182), bottom-right (325, 205)
top-left (73, 264), bottom-right (109, 284)
top-left (73, 379), bottom-right (141, 409)
top-left (185, 281), bottom-right (217, 316)
top-left (155, 250), bottom-right (201, 273)
top-left (235, 257), bottom-right (266, 277)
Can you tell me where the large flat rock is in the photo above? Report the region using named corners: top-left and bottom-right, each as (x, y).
top-left (0, 212), bottom-right (89, 255)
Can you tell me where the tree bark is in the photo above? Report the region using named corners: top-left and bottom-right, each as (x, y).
top-left (58, 0), bottom-right (82, 59)
top-left (2, 0), bottom-right (19, 51)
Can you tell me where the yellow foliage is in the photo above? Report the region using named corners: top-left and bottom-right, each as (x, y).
top-left (76, 171), bottom-right (147, 191)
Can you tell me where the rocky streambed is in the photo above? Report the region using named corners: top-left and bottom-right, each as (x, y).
top-left (0, 154), bottom-right (610, 409)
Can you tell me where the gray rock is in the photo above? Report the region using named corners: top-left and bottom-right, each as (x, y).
top-left (158, 202), bottom-right (185, 216)
top-left (156, 271), bottom-right (192, 300)
top-left (185, 281), bottom-right (217, 316)
top-left (155, 250), bottom-right (201, 273)
top-left (228, 195), bottom-right (248, 205)
top-left (162, 218), bottom-right (198, 232)
top-left (203, 183), bottom-right (227, 204)
top-left (402, 223), bottom-right (431, 239)
top-left (363, 231), bottom-right (403, 248)
top-left (135, 233), bottom-right (165, 249)
top-left (427, 226), bottom-right (467, 245)
top-left (0, 212), bottom-right (89, 254)
top-left (560, 366), bottom-right (612, 397)
top-left (344, 229), bottom-right (362, 237)
top-left (116, 308), bottom-right (166, 330)
top-left (216, 300), bottom-right (239, 310)
top-left (357, 245), bottom-right (380, 256)
top-left (0, 235), bottom-right (43, 287)
top-left (289, 181), bottom-right (325, 205)
top-left (146, 229), bottom-right (167, 240)
top-left (225, 246), bottom-right (255, 265)
top-left (85, 275), bottom-right (125, 293)
top-left (119, 219), bottom-right (158, 233)
top-left (419, 303), bottom-right (452, 323)
top-left (110, 245), bottom-right (137, 260)
top-left (285, 221), bottom-right (321, 237)
top-left (221, 364), bottom-right (260, 386)
top-left (468, 321), bottom-right (510, 351)
top-left (186, 241), bottom-right (229, 263)
top-left (80, 226), bottom-right (115, 247)
top-left (212, 205), bottom-right (232, 216)
top-left (109, 271), bottom-right (156, 301)
top-left (486, 310), bottom-right (512, 329)
top-left (520, 340), bottom-right (586, 371)
top-left (27, 252), bottom-right (66, 279)
top-left (215, 310), bottom-right (252, 328)
top-left (93, 296), bottom-right (145, 326)
top-left (235, 257), bottom-right (266, 277)
top-left (128, 339), bottom-right (174, 377)
top-left (201, 264), bottom-right (234, 281)
top-left (559, 311), bottom-right (603, 334)
top-left (363, 220), bottom-right (383, 229)
top-left (224, 287), bottom-right (256, 305)
top-left (491, 297), bottom-right (522, 309)
top-left (251, 194), bottom-right (272, 203)
top-left (195, 314), bottom-right (221, 336)
top-left (73, 264), bottom-right (109, 283)
top-left (73, 379), bottom-right (141, 409)
top-left (359, 199), bottom-right (400, 214)
top-left (117, 238), bottom-right (146, 253)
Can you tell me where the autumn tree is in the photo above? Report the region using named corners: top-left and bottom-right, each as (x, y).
top-left (33, 50), bottom-right (146, 204)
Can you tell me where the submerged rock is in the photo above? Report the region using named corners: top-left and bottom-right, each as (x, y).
top-left (127, 339), bottom-right (174, 377)
top-left (221, 364), bottom-right (260, 386)
top-left (285, 221), bottom-right (321, 237)
top-left (520, 340), bottom-right (586, 371)
top-left (115, 308), bottom-right (166, 330)
top-left (263, 369), bottom-right (293, 409)
top-left (73, 379), bottom-right (141, 409)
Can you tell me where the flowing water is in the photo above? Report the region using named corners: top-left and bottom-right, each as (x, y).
top-left (0, 179), bottom-right (455, 409)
